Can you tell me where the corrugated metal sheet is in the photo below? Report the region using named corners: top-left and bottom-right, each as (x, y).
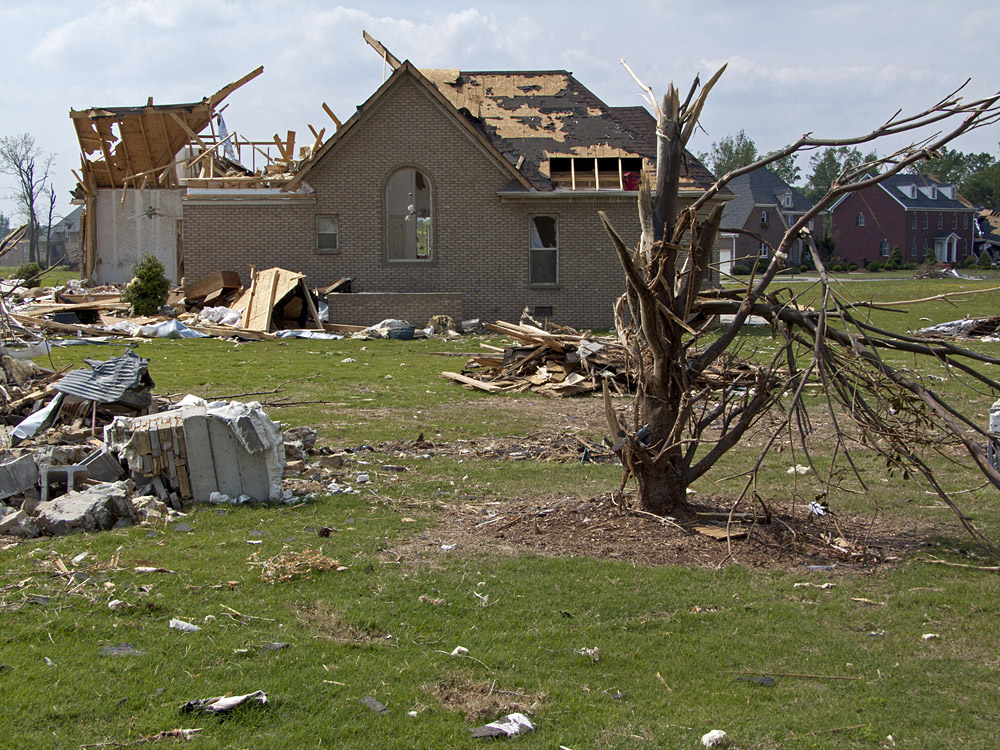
top-left (52, 350), bottom-right (151, 404)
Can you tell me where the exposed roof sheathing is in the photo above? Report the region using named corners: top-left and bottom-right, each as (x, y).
top-left (70, 67), bottom-right (263, 191)
top-left (422, 69), bottom-right (716, 192)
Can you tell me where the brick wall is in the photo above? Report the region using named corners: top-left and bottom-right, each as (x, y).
top-left (182, 73), bottom-right (720, 329)
top-left (325, 291), bottom-right (464, 327)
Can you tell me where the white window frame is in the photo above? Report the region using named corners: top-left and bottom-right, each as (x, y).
top-left (316, 215), bottom-right (339, 253)
top-left (759, 241), bottom-right (769, 258)
top-left (386, 167), bottom-right (432, 262)
top-left (856, 213), bottom-right (865, 227)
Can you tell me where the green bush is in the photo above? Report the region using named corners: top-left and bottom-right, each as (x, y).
top-left (884, 261), bottom-right (899, 271)
top-left (121, 255), bottom-right (169, 316)
top-left (14, 262), bottom-right (43, 288)
top-left (924, 248), bottom-right (937, 265)
top-left (889, 248), bottom-right (903, 266)
top-left (963, 255), bottom-right (978, 268)
top-left (867, 261), bottom-right (882, 272)
top-left (832, 263), bottom-right (846, 273)
top-left (978, 251), bottom-right (994, 269)
top-left (848, 262), bottom-right (859, 272)
top-left (731, 264), bottom-right (751, 276)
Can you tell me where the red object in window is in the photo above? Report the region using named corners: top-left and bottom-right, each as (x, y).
top-left (623, 172), bottom-right (641, 191)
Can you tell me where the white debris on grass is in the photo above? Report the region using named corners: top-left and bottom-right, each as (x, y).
top-left (787, 464), bottom-right (810, 474)
top-left (169, 618), bottom-right (201, 633)
top-left (701, 729), bottom-right (730, 747)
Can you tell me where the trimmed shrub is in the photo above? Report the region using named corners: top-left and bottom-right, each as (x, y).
top-left (867, 261), bottom-right (882, 272)
top-left (798, 265), bottom-right (809, 273)
top-left (963, 255), bottom-right (978, 268)
top-left (122, 255), bottom-right (169, 316)
top-left (883, 261), bottom-right (899, 271)
top-left (832, 263), bottom-right (846, 273)
top-left (924, 248), bottom-right (937, 265)
top-left (889, 248), bottom-right (903, 267)
top-left (847, 262), bottom-right (858, 272)
top-left (731, 264), bottom-right (751, 276)
top-left (14, 262), bottom-right (43, 288)
top-left (979, 251), bottom-right (994, 269)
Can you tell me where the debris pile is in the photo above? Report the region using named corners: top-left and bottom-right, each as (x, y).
top-left (441, 321), bottom-right (632, 397)
top-left (917, 315), bottom-right (1000, 340)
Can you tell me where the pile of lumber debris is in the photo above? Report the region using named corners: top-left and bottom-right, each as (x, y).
top-left (441, 321), bottom-right (632, 397)
top-left (441, 320), bottom-right (784, 398)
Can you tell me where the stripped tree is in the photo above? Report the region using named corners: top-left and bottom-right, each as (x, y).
top-left (600, 67), bottom-right (1000, 555)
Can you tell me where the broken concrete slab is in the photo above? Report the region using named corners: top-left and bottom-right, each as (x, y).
top-left (33, 481), bottom-right (135, 536)
top-left (0, 510), bottom-right (41, 538)
top-left (0, 454), bottom-right (39, 501)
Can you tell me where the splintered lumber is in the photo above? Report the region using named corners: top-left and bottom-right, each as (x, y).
top-left (442, 371), bottom-right (506, 392)
top-left (441, 320), bottom-right (631, 398)
top-left (183, 271), bottom-right (242, 303)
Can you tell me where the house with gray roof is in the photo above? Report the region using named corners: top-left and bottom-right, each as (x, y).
top-left (719, 167), bottom-right (816, 274)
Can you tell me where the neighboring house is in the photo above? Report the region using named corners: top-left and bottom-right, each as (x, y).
top-left (829, 174), bottom-right (977, 266)
top-left (72, 36), bottom-right (726, 328)
top-left (974, 209), bottom-right (1000, 262)
top-left (45, 207), bottom-right (83, 268)
top-left (0, 208), bottom-right (81, 268)
top-left (718, 167), bottom-right (815, 273)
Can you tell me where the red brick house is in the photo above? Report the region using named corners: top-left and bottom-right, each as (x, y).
top-left (829, 174), bottom-right (976, 266)
top-left (719, 167), bottom-right (816, 272)
top-left (178, 58), bottom-right (723, 328)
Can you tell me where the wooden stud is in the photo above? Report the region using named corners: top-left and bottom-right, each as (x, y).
top-left (321, 102), bottom-right (342, 129)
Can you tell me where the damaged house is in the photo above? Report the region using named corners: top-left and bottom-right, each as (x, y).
top-left (72, 34), bottom-right (724, 328)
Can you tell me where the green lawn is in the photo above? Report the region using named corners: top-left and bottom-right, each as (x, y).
top-left (2, 277), bottom-right (1000, 748)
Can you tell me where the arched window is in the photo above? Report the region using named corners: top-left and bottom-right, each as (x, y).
top-left (387, 168), bottom-right (431, 261)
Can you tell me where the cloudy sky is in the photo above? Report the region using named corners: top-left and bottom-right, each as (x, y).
top-left (2, 0), bottom-right (999, 224)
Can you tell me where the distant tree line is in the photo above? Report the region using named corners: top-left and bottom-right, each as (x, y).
top-left (699, 132), bottom-right (1000, 209)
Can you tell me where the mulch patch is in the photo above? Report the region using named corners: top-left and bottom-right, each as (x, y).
top-left (403, 491), bottom-right (928, 570)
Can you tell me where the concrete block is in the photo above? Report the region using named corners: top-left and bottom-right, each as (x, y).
top-left (0, 454), bottom-right (39, 501)
top-left (81, 448), bottom-right (126, 483)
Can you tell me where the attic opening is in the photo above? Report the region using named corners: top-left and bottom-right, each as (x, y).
top-left (548, 156), bottom-right (643, 191)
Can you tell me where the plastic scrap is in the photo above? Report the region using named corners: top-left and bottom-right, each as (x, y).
top-left (169, 618), bottom-right (201, 633)
top-left (469, 712), bottom-right (535, 739)
top-left (702, 729), bottom-right (730, 748)
top-left (181, 690), bottom-right (268, 714)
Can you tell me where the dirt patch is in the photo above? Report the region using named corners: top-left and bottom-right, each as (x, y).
top-left (399, 492), bottom-right (927, 570)
top-left (427, 676), bottom-right (545, 723)
top-left (295, 601), bottom-right (387, 645)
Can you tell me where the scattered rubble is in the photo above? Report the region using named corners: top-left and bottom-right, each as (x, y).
top-left (469, 712), bottom-right (535, 739)
top-left (181, 690), bottom-right (268, 714)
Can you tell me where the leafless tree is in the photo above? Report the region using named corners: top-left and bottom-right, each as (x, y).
top-left (0, 133), bottom-right (55, 265)
top-left (601, 69), bottom-right (1000, 556)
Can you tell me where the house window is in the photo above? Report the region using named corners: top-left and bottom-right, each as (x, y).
top-left (880, 240), bottom-right (890, 257)
top-left (316, 215), bottom-right (339, 252)
top-left (911, 213), bottom-right (917, 229)
top-left (923, 213), bottom-right (929, 229)
top-left (964, 213), bottom-right (969, 229)
top-left (856, 213), bottom-right (865, 227)
top-left (911, 238), bottom-right (917, 256)
top-left (782, 195), bottom-right (792, 208)
top-left (937, 213), bottom-right (943, 229)
top-left (529, 215), bottom-right (558, 284)
top-left (761, 210), bottom-right (769, 225)
top-left (534, 305), bottom-right (553, 319)
top-left (387, 168), bottom-right (432, 261)
top-left (953, 213), bottom-right (958, 229)
top-left (759, 241), bottom-right (769, 258)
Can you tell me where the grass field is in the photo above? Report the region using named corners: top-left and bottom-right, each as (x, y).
top-left (2, 278), bottom-right (999, 748)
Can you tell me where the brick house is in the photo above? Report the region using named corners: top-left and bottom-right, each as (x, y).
top-left (829, 174), bottom-right (977, 266)
top-left (718, 167), bottom-right (816, 273)
top-left (179, 60), bottom-right (722, 328)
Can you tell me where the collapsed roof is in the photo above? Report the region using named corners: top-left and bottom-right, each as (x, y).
top-left (69, 67), bottom-right (264, 194)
